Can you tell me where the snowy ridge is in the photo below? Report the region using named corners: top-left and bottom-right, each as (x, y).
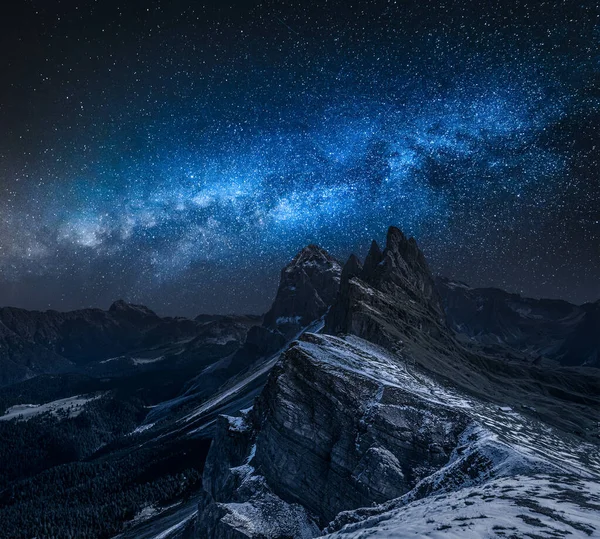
top-left (202, 332), bottom-right (599, 538)
top-left (285, 333), bottom-right (600, 537)
top-left (299, 334), bottom-right (599, 479)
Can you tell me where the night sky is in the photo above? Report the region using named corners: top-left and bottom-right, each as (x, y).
top-left (0, 0), bottom-right (598, 316)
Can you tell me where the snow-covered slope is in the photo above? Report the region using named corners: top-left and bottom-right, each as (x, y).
top-left (326, 474), bottom-right (600, 538)
top-left (196, 332), bottom-right (600, 538)
top-left (0, 392), bottom-right (104, 421)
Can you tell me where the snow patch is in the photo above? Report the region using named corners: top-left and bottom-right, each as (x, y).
top-left (0, 393), bottom-right (105, 422)
top-left (132, 355), bottom-right (165, 365)
top-left (326, 475), bottom-right (600, 538)
top-left (130, 423), bottom-right (155, 435)
top-left (276, 316), bottom-right (302, 325)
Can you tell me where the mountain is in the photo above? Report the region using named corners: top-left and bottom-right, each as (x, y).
top-left (437, 277), bottom-right (600, 367)
top-left (142, 244), bottom-right (342, 430)
top-left (0, 229), bottom-right (598, 538)
top-left (194, 226), bottom-right (600, 538)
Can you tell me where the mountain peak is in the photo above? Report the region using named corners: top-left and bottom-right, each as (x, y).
top-left (263, 245), bottom-right (341, 338)
top-left (325, 225), bottom-right (445, 344)
top-left (108, 299), bottom-right (128, 311)
top-left (342, 254), bottom-right (363, 282)
top-left (286, 244), bottom-right (341, 273)
top-left (361, 239), bottom-right (384, 279)
top-left (386, 225), bottom-right (406, 245)
top-left (384, 226), bottom-right (426, 267)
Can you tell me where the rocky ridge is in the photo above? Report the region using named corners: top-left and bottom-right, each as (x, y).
top-left (196, 330), bottom-right (599, 538)
top-left (194, 226), bottom-right (600, 539)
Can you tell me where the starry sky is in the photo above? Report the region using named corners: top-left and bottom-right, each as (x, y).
top-left (0, 0), bottom-right (599, 316)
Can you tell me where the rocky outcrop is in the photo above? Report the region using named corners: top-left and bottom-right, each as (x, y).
top-left (264, 245), bottom-right (342, 340)
top-left (324, 227), bottom-right (478, 394)
top-left (197, 334), bottom-right (472, 537)
top-left (325, 227), bottom-right (447, 351)
top-left (197, 329), bottom-right (595, 538)
top-left (250, 335), bottom-right (468, 524)
top-left (196, 333), bottom-right (598, 539)
top-left (198, 412), bottom-right (320, 539)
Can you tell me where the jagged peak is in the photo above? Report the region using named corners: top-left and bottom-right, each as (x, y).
top-left (286, 244), bottom-right (340, 273)
top-left (382, 226), bottom-right (429, 272)
top-left (341, 254), bottom-right (363, 282)
top-left (326, 226), bottom-right (443, 335)
top-left (385, 226), bottom-right (419, 255)
top-left (362, 239), bottom-right (384, 278)
top-left (264, 244), bottom-right (342, 335)
top-left (368, 239), bottom-right (383, 257)
top-left (386, 225), bottom-right (407, 246)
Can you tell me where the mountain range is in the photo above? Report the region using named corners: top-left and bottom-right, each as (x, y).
top-left (0, 226), bottom-right (597, 538)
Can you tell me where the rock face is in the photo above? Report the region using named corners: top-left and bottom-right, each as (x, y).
top-left (264, 245), bottom-right (342, 339)
top-left (324, 227), bottom-right (481, 396)
top-left (198, 334), bottom-right (471, 537)
top-left (249, 335), bottom-right (468, 524)
top-left (325, 227), bottom-right (447, 352)
top-left (198, 412), bottom-right (320, 539)
top-left (436, 277), bottom-right (600, 367)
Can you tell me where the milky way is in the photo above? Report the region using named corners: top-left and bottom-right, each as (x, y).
top-left (0, 1), bottom-right (598, 315)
